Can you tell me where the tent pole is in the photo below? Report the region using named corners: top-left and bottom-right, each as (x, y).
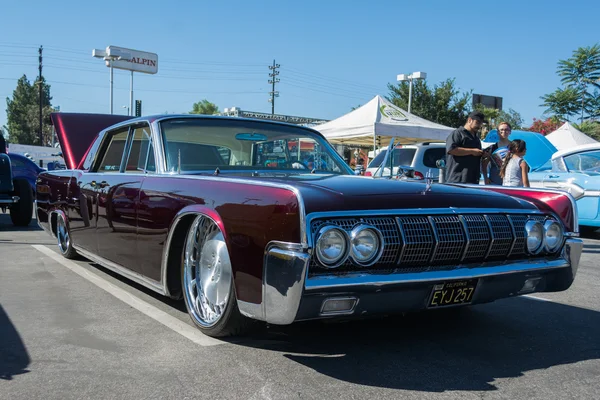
top-left (373, 134), bottom-right (376, 155)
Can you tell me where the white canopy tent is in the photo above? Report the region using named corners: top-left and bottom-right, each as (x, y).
top-left (545, 122), bottom-right (597, 150)
top-left (312, 95), bottom-right (454, 148)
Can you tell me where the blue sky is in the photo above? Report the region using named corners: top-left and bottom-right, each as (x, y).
top-left (1, 0), bottom-right (599, 134)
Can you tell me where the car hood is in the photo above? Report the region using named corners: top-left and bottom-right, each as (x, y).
top-left (252, 174), bottom-right (536, 214)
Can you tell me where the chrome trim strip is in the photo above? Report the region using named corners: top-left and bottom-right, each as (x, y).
top-left (458, 215), bottom-right (471, 262)
top-left (394, 217), bottom-right (407, 264)
top-left (483, 215), bottom-right (494, 259)
top-left (0, 196), bottom-right (19, 204)
top-left (74, 245), bottom-right (165, 295)
top-left (507, 215), bottom-right (518, 256)
top-left (427, 216), bottom-right (440, 263)
top-left (583, 190), bottom-right (600, 197)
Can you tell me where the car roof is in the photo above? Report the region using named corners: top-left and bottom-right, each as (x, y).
top-left (552, 143), bottom-right (600, 160)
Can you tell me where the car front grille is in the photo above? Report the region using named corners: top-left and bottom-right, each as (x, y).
top-left (308, 212), bottom-right (556, 276)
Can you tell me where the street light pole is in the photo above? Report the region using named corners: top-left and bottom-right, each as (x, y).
top-left (397, 71), bottom-right (427, 114)
top-left (109, 58), bottom-right (114, 114)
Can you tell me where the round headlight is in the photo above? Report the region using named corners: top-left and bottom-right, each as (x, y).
top-left (525, 220), bottom-right (544, 254)
top-left (544, 220), bottom-right (564, 252)
top-left (315, 226), bottom-right (349, 268)
top-left (350, 225), bottom-right (384, 266)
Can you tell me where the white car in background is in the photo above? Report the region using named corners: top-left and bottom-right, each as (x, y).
top-left (365, 142), bottom-right (446, 180)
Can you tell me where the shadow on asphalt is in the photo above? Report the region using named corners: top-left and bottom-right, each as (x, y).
top-left (0, 212), bottom-right (42, 232)
top-left (236, 297), bottom-right (600, 392)
top-left (0, 305), bottom-right (30, 380)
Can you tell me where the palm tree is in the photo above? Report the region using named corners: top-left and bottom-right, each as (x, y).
top-left (557, 44), bottom-right (600, 123)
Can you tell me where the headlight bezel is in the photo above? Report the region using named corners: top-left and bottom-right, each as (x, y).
top-left (315, 225), bottom-right (351, 268)
top-left (349, 225), bottom-right (384, 267)
top-left (525, 220), bottom-right (544, 254)
top-left (543, 219), bottom-right (564, 253)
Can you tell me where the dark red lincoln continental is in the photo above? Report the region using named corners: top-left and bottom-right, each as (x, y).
top-left (36, 113), bottom-right (583, 337)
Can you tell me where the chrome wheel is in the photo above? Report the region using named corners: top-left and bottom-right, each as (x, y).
top-left (57, 214), bottom-right (71, 255)
top-left (183, 215), bottom-right (232, 328)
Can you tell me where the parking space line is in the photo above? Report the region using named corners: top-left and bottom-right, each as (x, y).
top-left (32, 245), bottom-right (224, 347)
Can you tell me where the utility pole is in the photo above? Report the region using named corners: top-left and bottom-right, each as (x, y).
top-left (38, 45), bottom-right (43, 146)
top-left (268, 59), bottom-right (280, 115)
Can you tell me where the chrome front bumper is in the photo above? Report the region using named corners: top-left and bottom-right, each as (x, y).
top-left (239, 238), bottom-right (583, 325)
top-left (0, 196), bottom-right (19, 205)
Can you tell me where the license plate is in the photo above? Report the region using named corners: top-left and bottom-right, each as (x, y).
top-left (428, 279), bottom-right (478, 308)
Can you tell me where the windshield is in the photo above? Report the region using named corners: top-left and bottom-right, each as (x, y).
top-left (160, 118), bottom-right (351, 175)
top-left (564, 150), bottom-right (600, 172)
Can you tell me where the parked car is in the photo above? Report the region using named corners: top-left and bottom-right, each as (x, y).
top-left (482, 129), bottom-right (557, 171)
top-left (0, 153), bottom-right (35, 226)
top-left (365, 142), bottom-right (446, 179)
top-left (8, 152), bottom-right (45, 197)
top-left (529, 143), bottom-right (600, 233)
top-left (37, 113), bottom-right (582, 337)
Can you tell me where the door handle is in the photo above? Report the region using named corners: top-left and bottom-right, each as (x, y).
top-left (547, 175), bottom-right (560, 179)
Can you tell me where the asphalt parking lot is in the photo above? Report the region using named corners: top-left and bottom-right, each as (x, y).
top-left (1, 213), bottom-right (600, 400)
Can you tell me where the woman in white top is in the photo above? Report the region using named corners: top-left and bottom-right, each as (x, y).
top-left (500, 139), bottom-right (530, 187)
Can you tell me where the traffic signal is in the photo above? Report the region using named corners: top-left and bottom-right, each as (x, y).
top-left (135, 100), bottom-right (142, 117)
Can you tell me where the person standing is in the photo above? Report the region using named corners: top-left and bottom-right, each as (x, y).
top-left (500, 139), bottom-right (530, 187)
top-left (482, 122), bottom-right (512, 185)
top-left (445, 111), bottom-right (485, 184)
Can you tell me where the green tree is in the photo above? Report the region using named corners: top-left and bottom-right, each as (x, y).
top-left (497, 108), bottom-right (524, 130)
top-left (541, 86), bottom-right (581, 121)
top-left (190, 99), bottom-right (219, 115)
top-left (556, 44), bottom-right (600, 122)
top-left (5, 74), bottom-right (54, 145)
top-left (387, 78), bottom-right (471, 128)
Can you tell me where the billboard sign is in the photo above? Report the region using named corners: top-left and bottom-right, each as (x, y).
top-left (105, 46), bottom-right (158, 74)
top-left (473, 94), bottom-right (503, 110)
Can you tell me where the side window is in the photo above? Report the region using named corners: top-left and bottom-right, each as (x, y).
top-left (124, 125), bottom-right (155, 173)
top-left (422, 148), bottom-right (446, 168)
top-left (82, 135), bottom-right (103, 171)
top-left (96, 129), bottom-right (129, 172)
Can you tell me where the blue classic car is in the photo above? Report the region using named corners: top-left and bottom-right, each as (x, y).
top-left (8, 153), bottom-right (45, 196)
top-left (529, 143), bottom-right (600, 233)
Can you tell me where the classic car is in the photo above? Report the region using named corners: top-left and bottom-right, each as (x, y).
top-left (0, 153), bottom-right (35, 226)
top-left (36, 113), bottom-right (583, 337)
top-left (529, 143), bottom-right (600, 233)
top-left (8, 152), bottom-right (46, 197)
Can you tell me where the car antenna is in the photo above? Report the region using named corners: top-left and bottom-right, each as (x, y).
top-left (177, 150), bottom-right (181, 174)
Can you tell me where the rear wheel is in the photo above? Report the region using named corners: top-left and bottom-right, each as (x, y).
top-left (181, 215), bottom-right (251, 337)
top-left (56, 213), bottom-right (78, 259)
top-left (9, 179), bottom-right (33, 226)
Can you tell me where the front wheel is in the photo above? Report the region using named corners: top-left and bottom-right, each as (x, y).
top-left (181, 215), bottom-right (252, 337)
